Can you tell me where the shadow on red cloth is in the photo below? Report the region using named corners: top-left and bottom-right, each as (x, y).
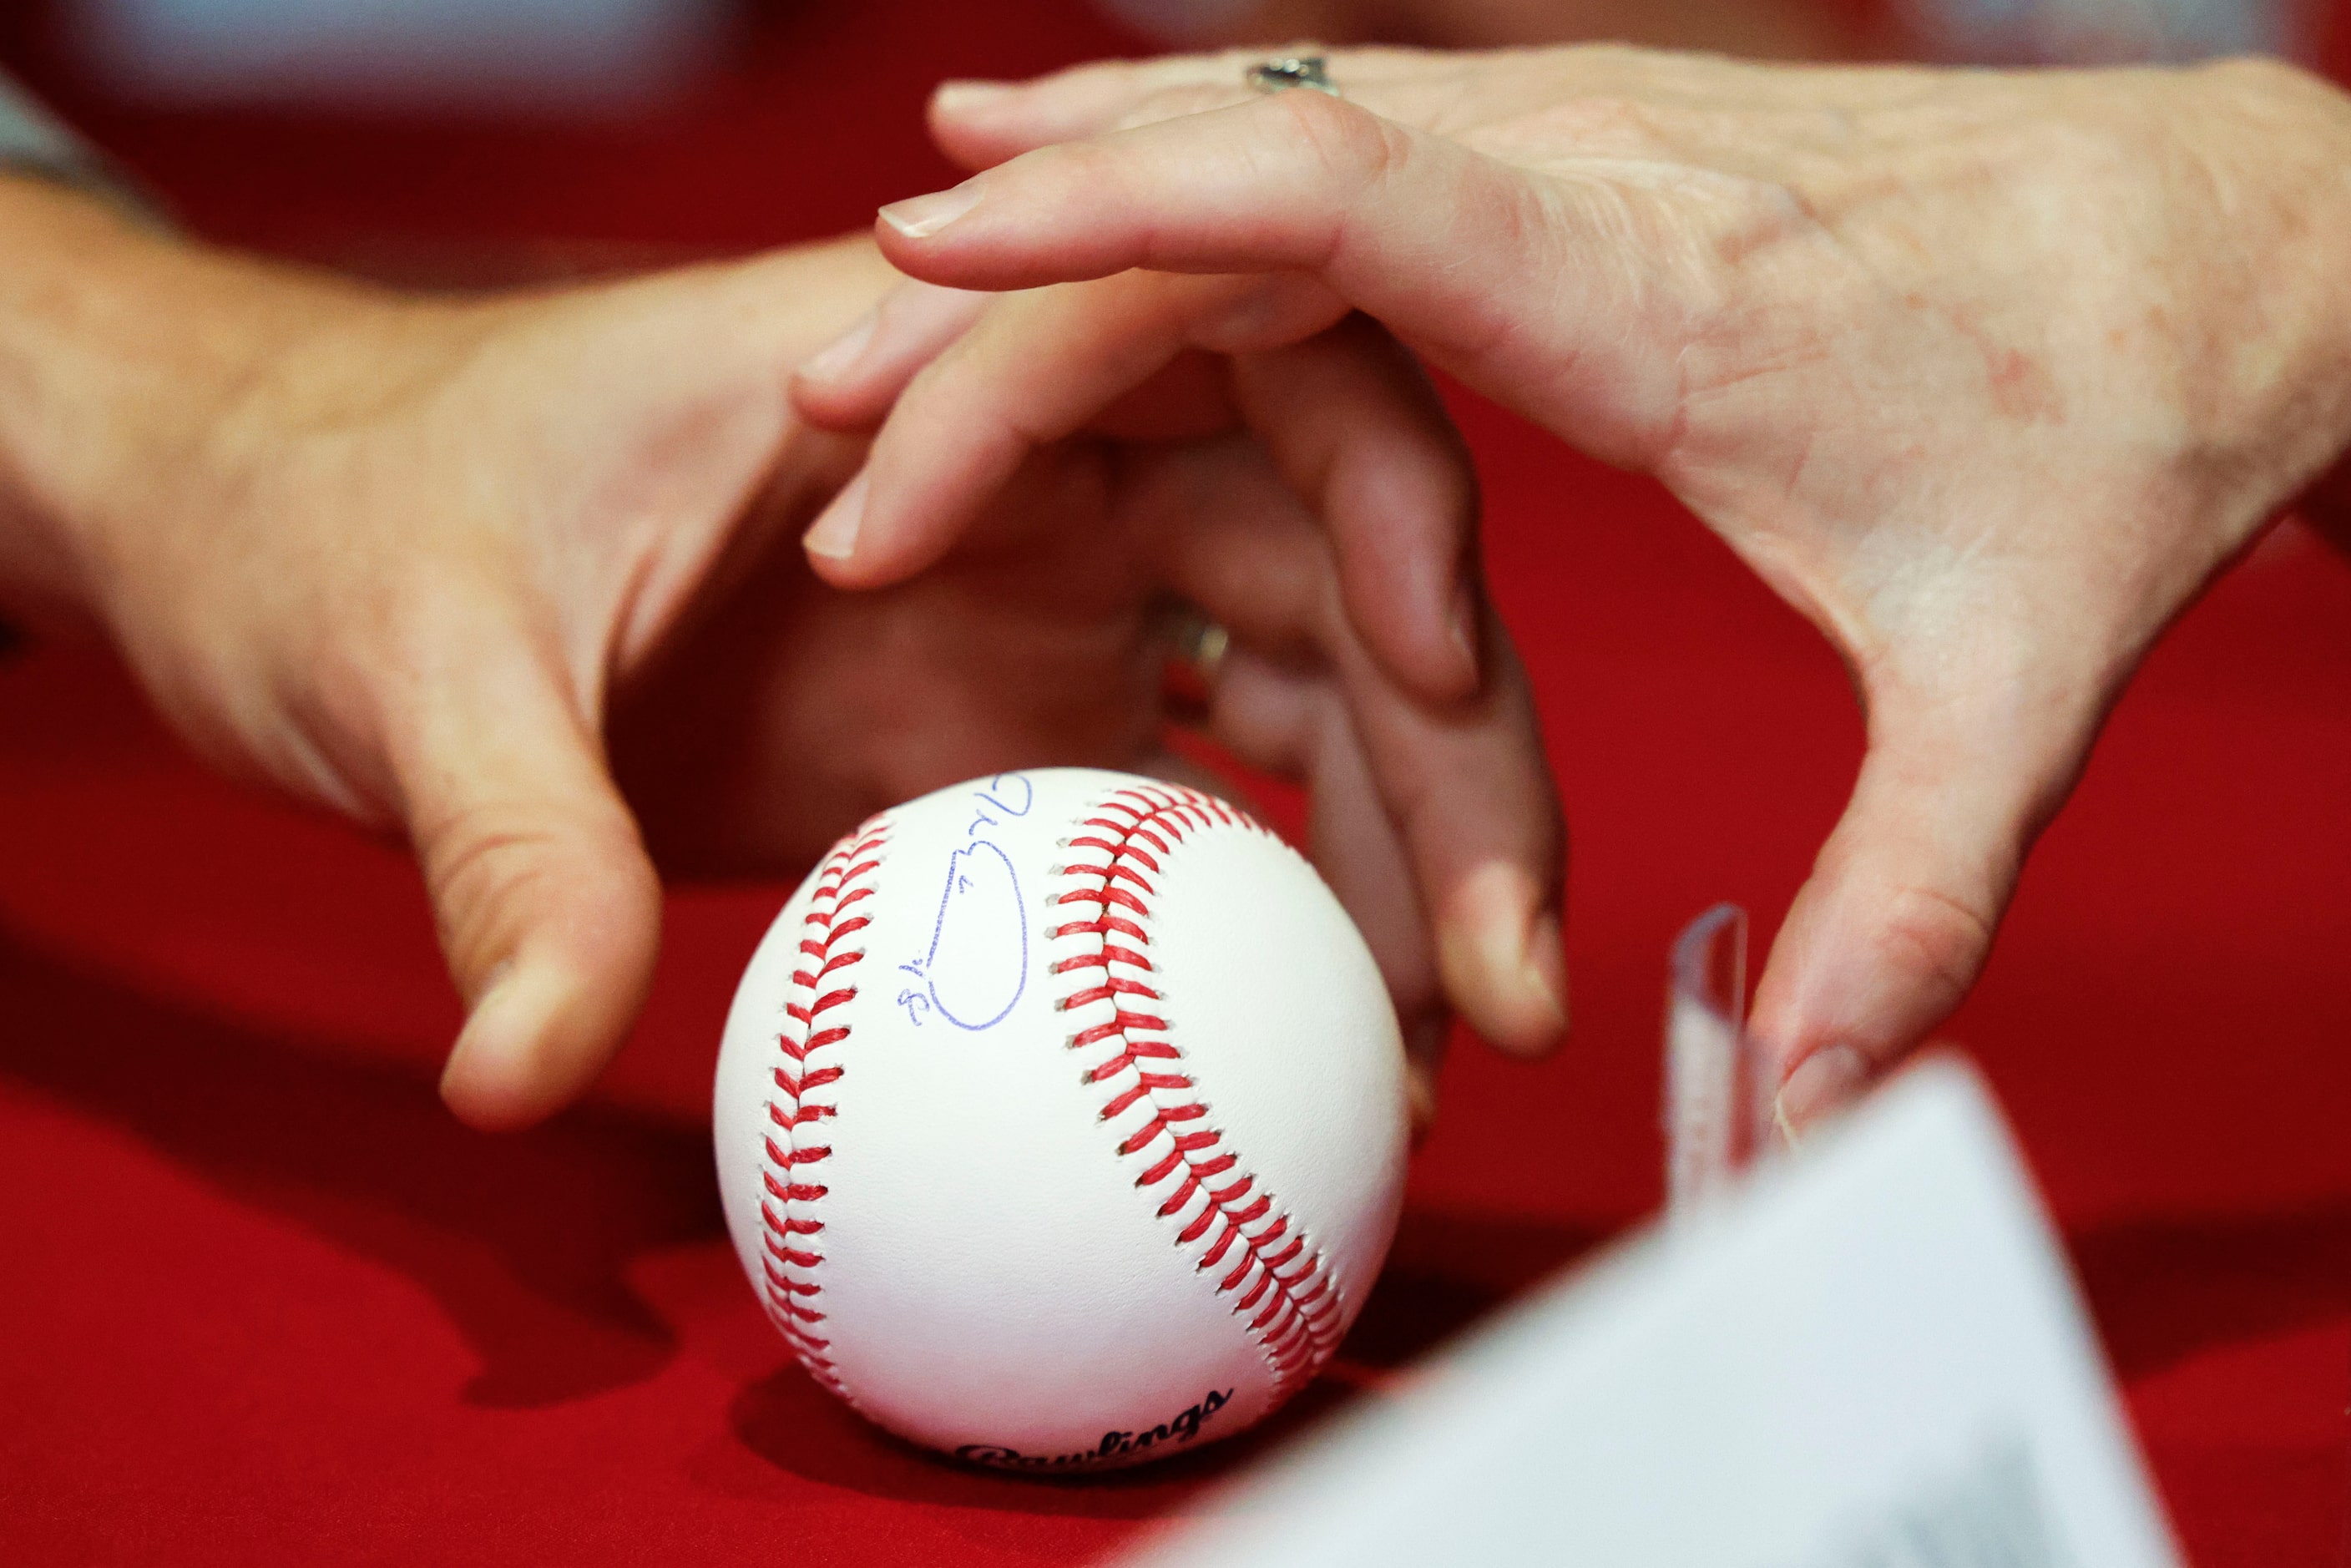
top-left (0, 913), bottom-right (1606, 1426)
top-left (12, 853), bottom-right (2349, 1544)
top-left (0, 930), bottom-right (718, 1409)
top-left (2077, 1209), bottom-right (2351, 1382)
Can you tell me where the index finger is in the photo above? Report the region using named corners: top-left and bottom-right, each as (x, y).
top-left (875, 92), bottom-right (1687, 463)
top-left (804, 271), bottom-right (1491, 703)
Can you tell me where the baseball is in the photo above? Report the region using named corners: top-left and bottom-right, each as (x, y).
top-left (713, 768), bottom-right (1409, 1469)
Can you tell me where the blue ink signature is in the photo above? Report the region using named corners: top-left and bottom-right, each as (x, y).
top-left (963, 772), bottom-right (1033, 837)
top-left (897, 775), bottom-right (1034, 1030)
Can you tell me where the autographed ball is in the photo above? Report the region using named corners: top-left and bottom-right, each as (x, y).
top-left (714, 768), bottom-right (1408, 1470)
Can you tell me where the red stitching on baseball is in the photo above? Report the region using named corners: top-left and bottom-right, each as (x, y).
top-left (757, 818), bottom-right (888, 1399)
top-left (1050, 783), bottom-right (1348, 1404)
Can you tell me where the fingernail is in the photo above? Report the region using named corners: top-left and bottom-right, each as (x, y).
top-left (1448, 580), bottom-right (1481, 689)
top-left (441, 961), bottom-right (572, 1121)
top-left (803, 470), bottom-right (869, 562)
top-left (1523, 908), bottom-right (1568, 1038)
top-left (879, 180), bottom-right (983, 240)
top-left (934, 79), bottom-right (1015, 114)
top-left (468, 958), bottom-right (514, 1010)
top-left (1438, 863), bottom-right (1568, 1055)
top-left (800, 307), bottom-right (877, 382)
top-left (1772, 1043), bottom-right (1870, 1143)
top-left (1403, 1013), bottom-right (1447, 1144)
top-left (1406, 1063), bottom-right (1438, 1144)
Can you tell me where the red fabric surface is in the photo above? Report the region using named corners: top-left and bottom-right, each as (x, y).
top-left (4, 5), bottom-right (2351, 1563)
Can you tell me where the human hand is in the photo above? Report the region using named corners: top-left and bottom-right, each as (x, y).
top-left (0, 182), bottom-right (912, 1127)
top-left (789, 280), bottom-right (1566, 1098)
top-left (0, 178), bottom-right (1559, 1130)
top-left (838, 47), bottom-right (2351, 1126)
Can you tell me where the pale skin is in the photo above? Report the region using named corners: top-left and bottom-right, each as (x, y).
top-left (0, 173), bottom-right (1565, 1131)
top-left (791, 46), bottom-right (2351, 1129)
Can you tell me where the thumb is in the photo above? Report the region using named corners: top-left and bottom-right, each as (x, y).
top-left (1748, 664), bottom-right (2104, 1133)
top-left (394, 616), bottom-right (663, 1131)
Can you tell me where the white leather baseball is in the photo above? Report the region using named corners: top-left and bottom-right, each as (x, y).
top-left (714, 768), bottom-right (1408, 1469)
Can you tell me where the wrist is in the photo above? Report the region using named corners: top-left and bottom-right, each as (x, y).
top-left (2181, 61), bottom-right (2351, 529)
top-left (0, 176), bottom-right (393, 630)
top-left (0, 176), bottom-right (132, 623)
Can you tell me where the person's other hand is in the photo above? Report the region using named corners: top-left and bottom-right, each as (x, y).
top-left (0, 186), bottom-right (908, 1128)
top-left (0, 179), bottom-right (1558, 1130)
top-left (836, 47), bottom-right (2351, 1127)
top-left (788, 281), bottom-right (1566, 1107)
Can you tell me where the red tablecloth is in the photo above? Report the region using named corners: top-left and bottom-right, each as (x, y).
top-left (3, 5), bottom-right (2348, 1563)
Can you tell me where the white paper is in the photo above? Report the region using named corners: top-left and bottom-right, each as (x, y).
top-left (1121, 1060), bottom-right (2181, 1568)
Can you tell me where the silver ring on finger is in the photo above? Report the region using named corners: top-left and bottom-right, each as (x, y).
top-left (1154, 598), bottom-right (1231, 716)
top-left (1246, 55), bottom-right (1339, 98)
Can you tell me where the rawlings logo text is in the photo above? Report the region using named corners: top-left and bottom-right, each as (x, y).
top-left (954, 1388), bottom-right (1234, 1470)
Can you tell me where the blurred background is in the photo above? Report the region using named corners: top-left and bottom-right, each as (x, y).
top-left (2, 0), bottom-right (2345, 1301)
top-left (3, 3), bottom-right (2349, 1565)
top-left (2, 0), bottom-right (2347, 1337)
top-left (4, 0), bottom-right (2342, 295)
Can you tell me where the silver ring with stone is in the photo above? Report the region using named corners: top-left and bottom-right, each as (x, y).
top-left (1246, 56), bottom-right (1339, 97)
top-left (1154, 598), bottom-right (1231, 716)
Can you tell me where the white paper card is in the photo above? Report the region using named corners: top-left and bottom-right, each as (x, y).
top-left (1122, 1060), bottom-right (2181, 1568)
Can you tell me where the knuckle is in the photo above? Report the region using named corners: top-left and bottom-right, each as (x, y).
top-left (1267, 89), bottom-right (1403, 188)
top-left (414, 777), bottom-right (637, 958)
top-left (1873, 883), bottom-right (1997, 1016)
top-left (421, 806), bottom-right (571, 949)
